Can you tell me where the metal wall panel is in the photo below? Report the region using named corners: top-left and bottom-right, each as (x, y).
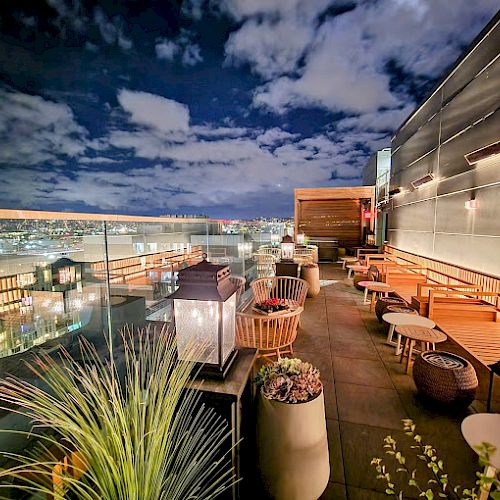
top-left (434, 192), bottom-right (475, 235)
top-left (438, 109), bottom-right (500, 179)
top-left (437, 157), bottom-right (500, 196)
top-left (442, 21), bottom-right (500, 103)
top-left (392, 91), bottom-right (442, 151)
top-left (391, 113), bottom-right (440, 174)
top-left (387, 229), bottom-right (434, 258)
top-left (471, 184), bottom-right (500, 236)
top-left (388, 199), bottom-right (436, 232)
top-left (440, 59), bottom-right (500, 143)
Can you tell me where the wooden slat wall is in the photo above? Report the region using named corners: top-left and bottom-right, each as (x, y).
top-left (298, 199), bottom-right (362, 244)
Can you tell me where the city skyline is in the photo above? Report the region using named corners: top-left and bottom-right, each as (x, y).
top-left (0, 0), bottom-right (498, 218)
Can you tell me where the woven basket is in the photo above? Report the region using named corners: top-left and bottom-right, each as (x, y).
top-left (413, 351), bottom-right (478, 407)
top-left (375, 297), bottom-right (407, 322)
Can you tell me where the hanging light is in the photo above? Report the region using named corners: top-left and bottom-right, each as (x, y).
top-left (169, 256), bottom-right (238, 378)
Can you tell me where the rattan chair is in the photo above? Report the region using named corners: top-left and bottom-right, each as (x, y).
top-left (251, 276), bottom-right (309, 308)
top-left (254, 253), bottom-right (277, 278)
top-left (236, 307), bottom-right (303, 359)
top-left (229, 275), bottom-right (246, 305)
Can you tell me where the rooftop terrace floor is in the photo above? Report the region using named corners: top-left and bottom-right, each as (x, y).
top-left (273, 263), bottom-right (499, 500)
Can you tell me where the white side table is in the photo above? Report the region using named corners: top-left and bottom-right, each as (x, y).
top-left (382, 313), bottom-right (435, 355)
top-left (340, 256), bottom-right (359, 269)
top-left (462, 413), bottom-right (500, 500)
top-left (358, 281), bottom-right (394, 311)
top-left (346, 264), bottom-right (369, 279)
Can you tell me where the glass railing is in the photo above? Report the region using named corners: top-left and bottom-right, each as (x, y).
top-left (0, 211), bottom-right (290, 360)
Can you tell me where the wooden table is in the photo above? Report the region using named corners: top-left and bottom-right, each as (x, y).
top-left (461, 413), bottom-right (500, 500)
top-left (346, 264), bottom-right (368, 279)
top-left (396, 325), bottom-right (447, 373)
top-left (191, 347), bottom-right (258, 499)
top-left (383, 312), bottom-right (435, 355)
top-left (358, 281), bottom-right (394, 311)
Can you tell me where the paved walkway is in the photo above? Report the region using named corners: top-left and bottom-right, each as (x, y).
top-left (290, 264), bottom-right (493, 500)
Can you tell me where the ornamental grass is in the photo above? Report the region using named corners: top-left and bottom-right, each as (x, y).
top-left (0, 324), bottom-right (235, 499)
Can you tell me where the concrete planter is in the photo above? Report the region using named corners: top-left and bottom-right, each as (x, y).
top-left (302, 264), bottom-right (320, 297)
top-left (257, 389), bottom-right (330, 499)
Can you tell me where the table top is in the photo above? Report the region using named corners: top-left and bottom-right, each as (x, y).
top-left (461, 413), bottom-right (500, 469)
top-left (340, 256), bottom-right (359, 261)
top-left (191, 347), bottom-right (258, 400)
top-left (358, 281), bottom-right (394, 292)
top-left (383, 313), bottom-right (435, 328)
top-left (395, 325), bottom-right (447, 343)
top-left (386, 305), bottom-right (418, 314)
top-left (347, 264), bottom-right (369, 271)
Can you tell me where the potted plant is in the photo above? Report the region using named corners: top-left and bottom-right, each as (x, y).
top-left (0, 325), bottom-right (235, 499)
top-left (255, 358), bottom-right (330, 500)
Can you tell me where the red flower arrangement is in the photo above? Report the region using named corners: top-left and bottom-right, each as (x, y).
top-left (254, 298), bottom-right (289, 314)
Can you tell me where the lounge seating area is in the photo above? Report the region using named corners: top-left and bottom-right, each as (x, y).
top-left (245, 262), bottom-right (500, 499)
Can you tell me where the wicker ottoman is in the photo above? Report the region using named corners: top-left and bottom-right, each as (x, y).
top-left (413, 351), bottom-right (478, 407)
top-left (353, 274), bottom-right (369, 291)
top-left (375, 297), bottom-right (407, 322)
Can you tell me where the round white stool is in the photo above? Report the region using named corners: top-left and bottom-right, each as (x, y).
top-left (346, 264), bottom-right (369, 279)
top-left (340, 256), bottom-right (359, 269)
top-left (462, 413), bottom-right (500, 500)
top-left (358, 281), bottom-right (394, 311)
top-left (382, 312), bottom-right (436, 355)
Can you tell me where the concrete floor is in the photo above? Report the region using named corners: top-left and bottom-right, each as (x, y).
top-left (288, 264), bottom-right (497, 500)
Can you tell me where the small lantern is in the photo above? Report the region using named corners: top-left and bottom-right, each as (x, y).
top-left (280, 234), bottom-right (295, 261)
top-left (169, 257), bottom-right (238, 378)
top-left (296, 233), bottom-right (306, 245)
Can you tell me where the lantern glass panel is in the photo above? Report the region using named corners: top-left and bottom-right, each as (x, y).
top-left (281, 242), bottom-right (295, 260)
top-left (174, 299), bottom-right (219, 364)
top-left (222, 293), bottom-right (236, 363)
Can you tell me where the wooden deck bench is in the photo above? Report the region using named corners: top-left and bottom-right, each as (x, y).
top-left (383, 266), bottom-right (430, 303)
top-left (427, 290), bottom-right (500, 411)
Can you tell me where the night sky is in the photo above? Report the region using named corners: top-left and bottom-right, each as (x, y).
top-left (0, 1), bottom-right (497, 218)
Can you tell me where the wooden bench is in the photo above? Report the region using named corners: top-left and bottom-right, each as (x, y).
top-left (411, 283), bottom-right (484, 316)
top-left (427, 290), bottom-right (500, 411)
top-left (383, 266), bottom-right (430, 303)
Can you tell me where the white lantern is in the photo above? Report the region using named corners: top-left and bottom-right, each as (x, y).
top-left (296, 233), bottom-right (305, 244)
top-left (280, 234), bottom-right (295, 261)
top-left (169, 258), bottom-right (238, 378)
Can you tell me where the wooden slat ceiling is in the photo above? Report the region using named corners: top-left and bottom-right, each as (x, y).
top-left (298, 199), bottom-right (362, 242)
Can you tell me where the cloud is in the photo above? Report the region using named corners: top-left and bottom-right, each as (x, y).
top-left (257, 127), bottom-right (299, 145)
top-left (0, 89), bottom-right (88, 165)
top-left (94, 6), bottom-right (133, 50)
top-left (117, 89), bottom-right (190, 133)
top-left (155, 31), bottom-right (204, 66)
top-left (222, 0), bottom-right (498, 116)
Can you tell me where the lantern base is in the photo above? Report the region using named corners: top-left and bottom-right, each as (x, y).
top-left (196, 348), bottom-right (239, 379)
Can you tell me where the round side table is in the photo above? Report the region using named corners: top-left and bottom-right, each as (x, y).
top-left (395, 325), bottom-right (447, 374)
top-left (340, 256), bottom-right (359, 269)
top-left (346, 264), bottom-right (369, 279)
top-left (358, 281), bottom-right (394, 312)
top-left (462, 413), bottom-right (500, 500)
top-left (383, 313), bottom-right (435, 355)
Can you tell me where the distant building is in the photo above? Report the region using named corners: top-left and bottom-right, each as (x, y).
top-left (383, 12), bottom-right (500, 276)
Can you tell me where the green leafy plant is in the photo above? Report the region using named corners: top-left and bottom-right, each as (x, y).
top-left (0, 325), bottom-right (235, 499)
top-left (371, 419), bottom-right (499, 499)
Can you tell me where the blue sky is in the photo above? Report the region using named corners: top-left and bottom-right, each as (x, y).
top-left (0, 0), bottom-right (497, 218)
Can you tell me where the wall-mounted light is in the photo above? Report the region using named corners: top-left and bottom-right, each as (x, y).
top-left (411, 173), bottom-right (435, 189)
top-left (465, 141), bottom-right (500, 166)
top-left (465, 199), bottom-right (478, 210)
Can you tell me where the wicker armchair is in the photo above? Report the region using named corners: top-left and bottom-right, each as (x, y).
top-left (251, 276), bottom-right (309, 308)
top-left (236, 307), bottom-right (303, 359)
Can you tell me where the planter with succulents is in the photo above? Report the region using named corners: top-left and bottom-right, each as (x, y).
top-left (255, 358), bottom-right (330, 500)
top-left (253, 298), bottom-right (290, 316)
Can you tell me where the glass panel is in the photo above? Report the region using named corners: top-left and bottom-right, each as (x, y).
top-left (174, 298), bottom-right (219, 365)
top-left (222, 293), bottom-right (236, 364)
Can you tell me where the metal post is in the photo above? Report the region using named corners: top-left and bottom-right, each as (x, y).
top-left (103, 222), bottom-right (113, 361)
